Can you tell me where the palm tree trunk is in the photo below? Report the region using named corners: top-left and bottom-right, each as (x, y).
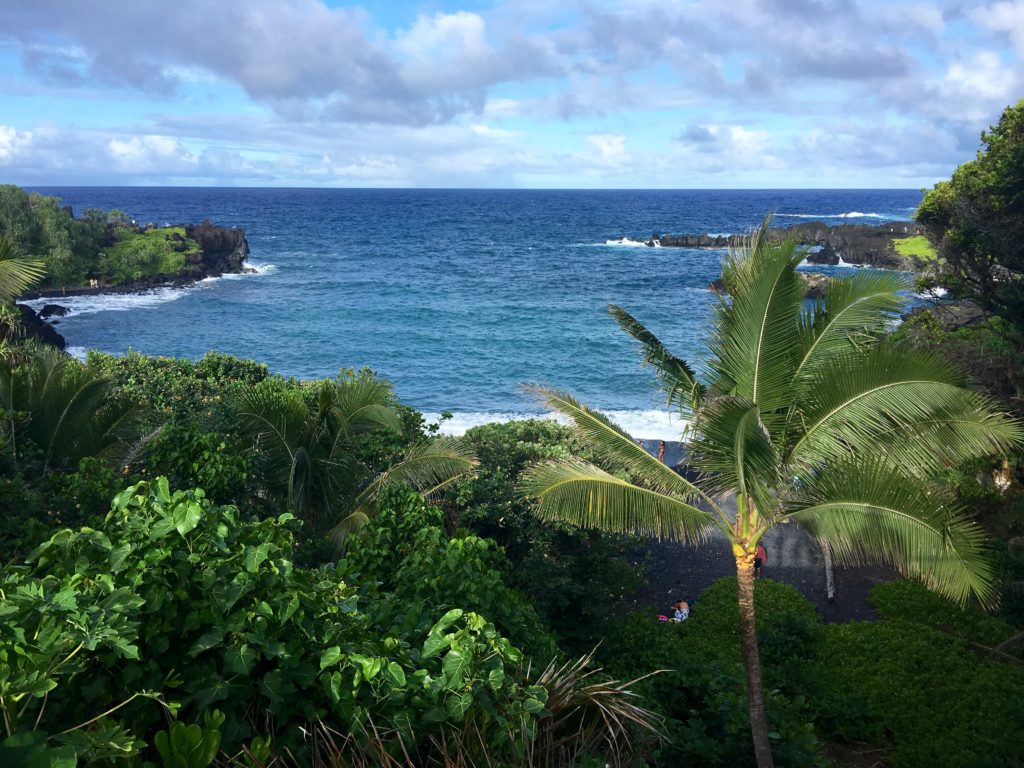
top-left (736, 554), bottom-right (774, 768)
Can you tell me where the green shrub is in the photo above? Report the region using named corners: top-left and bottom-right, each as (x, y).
top-left (456, 419), bottom-right (643, 652)
top-left (596, 580), bottom-right (826, 767)
top-left (815, 620), bottom-right (1024, 768)
top-left (142, 423), bottom-right (251, 505)
top-left (871, 579), bottom-right (1018, 647)
top-left (344, 486), bottom-right (557, 663)
top-left (86, 350), bottom-right (271, 428)
top-left (98, 226), bottom-right (197, 283)
top-left (3, 478), bottom-right (546, 764)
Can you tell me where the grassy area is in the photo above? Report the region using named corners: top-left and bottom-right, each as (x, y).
top-left (893, 234), bottom-right (942, 263)
top-left (99, 226), bottom-right (200, 282)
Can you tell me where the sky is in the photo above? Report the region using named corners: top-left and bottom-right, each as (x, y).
top-left (0, 0), bottom-right (1021, 188)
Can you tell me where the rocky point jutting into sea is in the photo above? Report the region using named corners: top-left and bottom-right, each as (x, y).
top-left (645, 220), bottom-right (924, 272)
top-left (17, 220), bottom-right (251, 351)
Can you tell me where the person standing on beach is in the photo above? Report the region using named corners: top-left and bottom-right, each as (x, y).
top-left (657, 440), bottom-right (666, 463)
top-left (754, 543), bottom-right (767, 578)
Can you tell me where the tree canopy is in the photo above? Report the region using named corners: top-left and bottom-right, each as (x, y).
top-left (916, 99), bottom-right (1024, 338)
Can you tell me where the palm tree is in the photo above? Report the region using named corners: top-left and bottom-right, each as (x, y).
top-left (0, 347), bottom-right (142, 475)
top-left (521, 219), bottom-right (1023, 768)
top-left (0, 237), bottom-right (46, 303)
top-left (235, 371), bottom-right (476, 544)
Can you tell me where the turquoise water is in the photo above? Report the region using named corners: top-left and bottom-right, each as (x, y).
top-left (27, 188), bottom-right (921, 436)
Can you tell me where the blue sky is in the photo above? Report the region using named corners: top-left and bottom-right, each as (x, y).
top-left (0, 0), bottom-right (1021, 188)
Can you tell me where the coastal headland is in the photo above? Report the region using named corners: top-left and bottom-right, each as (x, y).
top-left (20, 220), bottom-right (252, 302)
top-left (642, 219), bottom-right (926, 271)
top-left (15, 219), bottom-right (251, 351)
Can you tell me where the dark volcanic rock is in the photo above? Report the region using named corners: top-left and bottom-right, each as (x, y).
top-left (657, 221), bottom-right (922, 271)
top-left (39, 303), bottom-right (69, 319)
top-left (185, 220), bottom-right (250, 277)
top-left (15, 304), bottom-right (65, 350)
top-left (904, 299), bottom-right (987, 331)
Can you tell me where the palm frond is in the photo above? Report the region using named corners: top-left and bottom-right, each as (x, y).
top-left (793, 271), bottom-right (911, 383)
top-left (233, 385), bottom-right (307, 490)
top-left (691, 396), bottom-right (779, 511)
top-left (608, 304), bottom-right (704, 415)
top-left (788, 344), bottom-right (1023, 470)
top-left (354, 437), bottom-right (477, 512)
top-left (330, 437), bottom-right (477, 549)
top-left (521, 458), bottom-right (715, 543)
top-left (334, 374), bottom-right (404, 436)
top-left (708, 217), bottom-right (806, 414)
top-left (786, 458), bottom-right (995, 607)
top-left (527, 385), bottom-right (711, 506)
top-left (0, 238), bottom-right (46, 302)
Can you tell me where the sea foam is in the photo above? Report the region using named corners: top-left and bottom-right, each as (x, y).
top-left (23, 265), bottom-right (276, 318)
top-left (603, 237), bottom-right (660, 248)
top-left (776, 211), bottom-right (886, 219)
top-left (423, 408), bottom-right (690, 441)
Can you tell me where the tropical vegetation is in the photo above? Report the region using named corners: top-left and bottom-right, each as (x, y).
top-left (3, 99), bottom-right (1024, 764)
top-left (0, 184), bottom-right (205, 287)
top-left (916, 98), bottom-right (1024, 340)
top-left (521, 219), bottom-right (1023, 767)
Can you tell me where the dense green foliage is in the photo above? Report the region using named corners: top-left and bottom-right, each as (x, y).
top-left (1, 478), bottom-right (551, 764)
top-left (917, 99), bottom-right (1024, 338)
top-left (0, 184), bottom-right (203, 287)
top-left (602, 581), bottom-right (825, 768)
top-left (815, 621), bottom-right (1024, 767)
top-left (99, 227), bottom-right (196, 283)
top-left (455, 419), bottom-right (644, 652)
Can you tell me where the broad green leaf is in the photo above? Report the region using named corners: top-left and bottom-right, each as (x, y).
top-left (442, 648), bottom-right (468, 688)
top-left (172, 501), bottom-right (202, 536)
top-left (320, 646), bottom-right (343, 670)
top-left (422, 633), bottom-right (452, 660)
top-left (428, 608), bottom-right (463, 636)
top-left (446, 691), bottom-right (473, 720)
top-left (385, 661), bottom-right (406, 688)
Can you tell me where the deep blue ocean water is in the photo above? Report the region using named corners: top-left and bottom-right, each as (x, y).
top-left (26, 188), bottom-right (922, 437)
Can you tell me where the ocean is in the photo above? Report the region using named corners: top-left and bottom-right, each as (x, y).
top-left (25, 188), bottom-right (922, 438)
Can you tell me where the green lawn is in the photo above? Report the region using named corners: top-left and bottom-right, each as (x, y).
top-left (893, 235), bottom-right (942, 263)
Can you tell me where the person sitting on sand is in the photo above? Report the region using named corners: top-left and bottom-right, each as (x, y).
top-left (671, 599), bottom-right (689, 622)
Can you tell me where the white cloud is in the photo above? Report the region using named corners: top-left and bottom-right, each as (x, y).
top-left (107, 135), bottom-right (197, 172)
top-left (0, 125), bottom-right (33, 163)
top-left (583, 134), bottom-right (630, 168)
top-left (970, 1), bottom-right (1024, 54)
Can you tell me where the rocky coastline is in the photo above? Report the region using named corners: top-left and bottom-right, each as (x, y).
top-left (640, 220), bottom-right (925, 272)
top-left (19, 221), bottom-right (252, 303)
top-left (16, 221), bottom-right (251, 350)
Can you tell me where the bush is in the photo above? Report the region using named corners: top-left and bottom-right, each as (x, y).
top-left (3, 478), bottom-right (547, 764)
top-left (456, 419), bottom-right (644, 652)
top-left (86, 350), bottom-right (270, 428)
top-left (141, 423), bottom-right (251, 506)
top-left (597, 579), bottom-right (825, 767)
top-left (870, 579), bottom-right (1018, 648)
top-left (815, 620), bottom-right (1024, 768)
top-left (344, 486), bottom-right (557, 663)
